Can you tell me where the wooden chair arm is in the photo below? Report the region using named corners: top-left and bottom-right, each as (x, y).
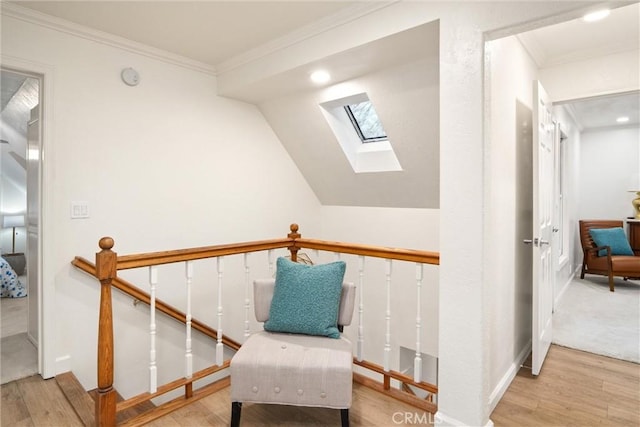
top-left (586, 245), bottom-right (611, 257)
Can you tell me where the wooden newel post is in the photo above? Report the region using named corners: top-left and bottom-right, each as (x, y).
top-left (96, 237), bottom-right (117, 427)
top-left (287, 223), bottom-right (301, 263)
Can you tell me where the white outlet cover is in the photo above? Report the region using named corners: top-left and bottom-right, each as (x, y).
top-left (71, 201), bottom-right (89, 219)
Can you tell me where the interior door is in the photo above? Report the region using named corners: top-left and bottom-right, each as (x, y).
top-left (531, 81), bottom-right (554, 376)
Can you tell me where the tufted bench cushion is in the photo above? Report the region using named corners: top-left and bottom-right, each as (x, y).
top-left (230, 330), bottom-right (353, 409)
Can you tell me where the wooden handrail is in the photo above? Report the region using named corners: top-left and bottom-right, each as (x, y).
top-left (295, 238), bottom-right (439, 265)
top-left (75, 223), bottom-right (440, 426)
top-left (109, 223), bottom-right (439, 269)
top-left (115, 238), bottom-right (291, 270)
top-left (72, 256), bottom-right (241, 351)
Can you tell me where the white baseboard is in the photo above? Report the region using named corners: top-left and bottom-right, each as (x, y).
top-left (554, 269), bottom-right (576, 309)
top-left (435, 411), bottom-right (494, 427)
top-left (27, 332), bottom-right (38, 348)
top-left (55, 355), bottom-right (71, 375)
top-left (488, 342), bottom-right (531, 413)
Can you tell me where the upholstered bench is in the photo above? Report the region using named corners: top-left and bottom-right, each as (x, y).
top-left (230, 269), bottom-right (356, 427)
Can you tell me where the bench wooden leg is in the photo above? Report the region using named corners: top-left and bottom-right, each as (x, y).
top-left (231, 402), bottom-right (242, 427)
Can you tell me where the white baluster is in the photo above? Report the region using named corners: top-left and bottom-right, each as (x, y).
top-left (384, 259), bottom-right (392, 372)
top-left (357, 256), bottom-right (365, 361)
top-left (244, 253), bottom-right (251, 340)
top-left (149, 266), bottom-right (158, 393)
top-left (216, 257), bottom-right (224, 366)
top-left (185, 261), bottom-right (193, 379)
top-left (414, 263), bottom-right (423, 383)
top-left (334, 252), bottom-right (341, 261)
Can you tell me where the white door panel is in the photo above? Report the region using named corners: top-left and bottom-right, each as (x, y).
top-left (532, 81), bottom-right (554, 376)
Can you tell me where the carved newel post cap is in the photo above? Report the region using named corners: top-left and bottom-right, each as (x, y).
top-left (99, 237), bottom-right (115, 250)
top-left (290, 224), bottom-right (299, 233)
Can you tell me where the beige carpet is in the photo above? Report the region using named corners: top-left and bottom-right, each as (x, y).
top-left (553, 276), bottom-right (640, 363)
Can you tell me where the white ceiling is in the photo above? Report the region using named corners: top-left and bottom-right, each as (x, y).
top-left (11, 1), bottom-right (359, 66)
top-left (517, 2), bottom-right (640, 130)
top-left (517, 3), bottom-right (639, 68)
top-left (12, 1), bottom-right (638, 71)
top-left (11, 1), bottom-right (640, 131)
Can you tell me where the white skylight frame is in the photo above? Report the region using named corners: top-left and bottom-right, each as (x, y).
top-left (319, 92), bottom-right (402, 174)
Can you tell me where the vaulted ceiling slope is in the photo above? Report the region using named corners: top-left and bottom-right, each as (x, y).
top-left (6, 1), bottom-right (441, 208)
top-left (257, 22), bottom-right (440, 208)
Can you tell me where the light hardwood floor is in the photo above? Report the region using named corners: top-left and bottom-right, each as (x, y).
top-left (1, 293), bottom-right (38, 385)
top-left (1, 345), bottom-right (638, 426)
top-left (491, 345), bottom-right (640, 426)
top-left (1, 374), bottom-right (83, 426)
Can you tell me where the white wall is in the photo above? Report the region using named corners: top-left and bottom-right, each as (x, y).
top-left (578, 126), bottom-right (640, 220)
top-left (3, 2), bottom-right (614, 426)
top-left (552, 105), bottom-right (581, 299)
top-left (486, 34), bottom-right (538, 410)
top-left (0, 180), bottom-right (26, 253)
top-left (1, 14), bottom-right (322, 395)
top-left (216, 2), bottom-right (602, 425)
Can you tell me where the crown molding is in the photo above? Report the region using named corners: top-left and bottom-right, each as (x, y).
top-left (542, 46), bottom-right (639, 68)
top-left (1, 3), bottom-right (217, 76)
top-left (216, 1), bottom-right (399, 75)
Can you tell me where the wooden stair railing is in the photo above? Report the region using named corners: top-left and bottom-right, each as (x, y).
top-left (95, 237), bottom-right (117, 427)
top-left (72, 257), bottom-right (242, 351)
top-left (73, 224), bottom-right (440, 426)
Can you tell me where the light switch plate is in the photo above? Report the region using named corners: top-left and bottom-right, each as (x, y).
top-left (71, 201), bottom-right (89, 219)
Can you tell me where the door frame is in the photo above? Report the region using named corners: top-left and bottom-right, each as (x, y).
top-left (1, 56), bottom-right (56, 378)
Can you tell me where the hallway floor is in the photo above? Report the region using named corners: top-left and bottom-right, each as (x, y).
top-left (1, 295), bottom-right (38, 384)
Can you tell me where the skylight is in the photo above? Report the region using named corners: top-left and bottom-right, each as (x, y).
top-left (319, 92), bottom-right (402, 174)
top-left (344, 101), bottom-right (388, 142)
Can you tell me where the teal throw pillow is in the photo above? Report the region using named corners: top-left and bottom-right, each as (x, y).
top-left (264, 257), bottom-right (346, 339)
top-left (589, 227), bottom-right (634, 256)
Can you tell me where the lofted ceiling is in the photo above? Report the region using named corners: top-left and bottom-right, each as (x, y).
top-left (2, 1), bottom-right (638, 208)
top-left (9, 1), bottom-right (639, 130)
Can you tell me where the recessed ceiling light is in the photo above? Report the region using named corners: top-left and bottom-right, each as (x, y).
top-left (583, 9), bottom-right (610, 22)
top-left (616, 116), bottom-right (630, 123)
top-left (310, 70), bottom-right (330, 84)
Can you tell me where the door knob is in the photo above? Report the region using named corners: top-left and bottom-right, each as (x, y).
top-left (523, 238), bottom-right (550, 246)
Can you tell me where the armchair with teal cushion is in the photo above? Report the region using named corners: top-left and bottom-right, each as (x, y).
top-left (579, 220), bottom-right (640, 291)
top-left (230, 258), bottom-right (356, 426)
